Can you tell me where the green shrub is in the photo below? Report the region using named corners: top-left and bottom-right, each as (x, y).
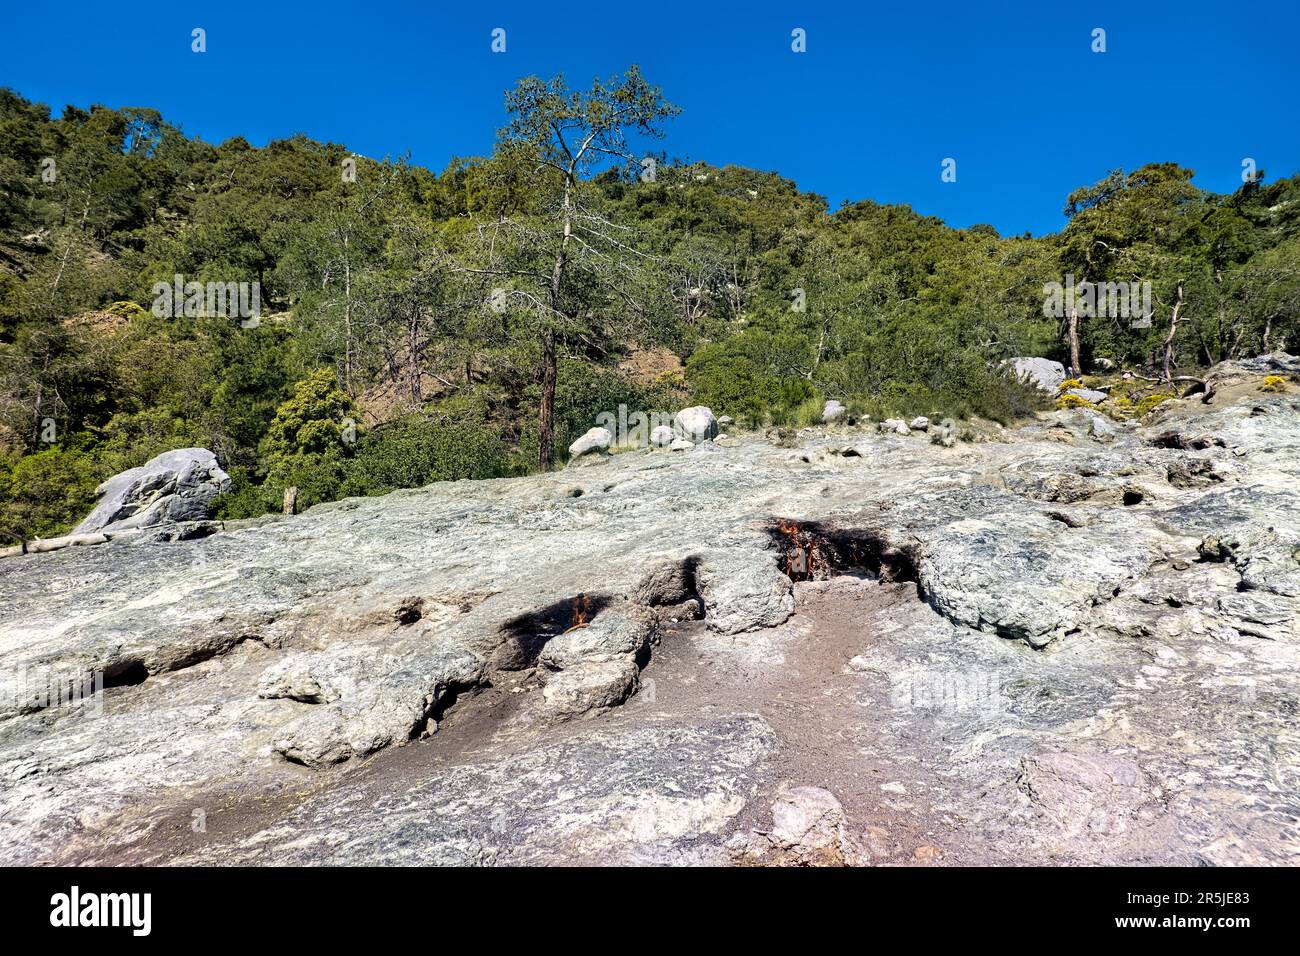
top-left (0, 446), bottom-right (101, 538)
top-left (342, 412), bottom-right (512, 496)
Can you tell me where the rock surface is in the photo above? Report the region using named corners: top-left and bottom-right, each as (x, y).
top-left (2, 357), bottom-right (1299, 866)
top-left (1009, 357), bottom-right (1067, 392)
top-left (650, 425), bottom-right (675, 448)
top-left (73, 448), bottom-right (230, 535)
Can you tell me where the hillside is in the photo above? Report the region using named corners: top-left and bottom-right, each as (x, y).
top-left (1, 74), bottom-right (1299, 541)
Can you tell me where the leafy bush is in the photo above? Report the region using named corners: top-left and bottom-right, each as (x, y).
top-left (0, 446), bottom-right (101, 538)
top-left (342, 411), bottom-right (513, 496)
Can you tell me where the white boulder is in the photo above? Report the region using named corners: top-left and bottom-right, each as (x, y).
top-left (1008, 357), bottom-right (1067, 393)
top-left (673, 406), bottom-right (719, 442)
top-left (568, 427), bottom-right (613, 459)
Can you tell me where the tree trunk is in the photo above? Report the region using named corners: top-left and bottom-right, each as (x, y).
top-left (407, 305), bottom-right (422, 405)
top-left (1067, 307), bottom-right (1082, 377)
top-left (537, 326), bottom-right (557, 471)
top-left (537, 168), bottom-right (575, 472)
top-left (1163, 284), bottom-right (1185, 383)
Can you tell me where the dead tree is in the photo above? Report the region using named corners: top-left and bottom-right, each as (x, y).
top-left (1163, 284), bottom-right (1185, 383)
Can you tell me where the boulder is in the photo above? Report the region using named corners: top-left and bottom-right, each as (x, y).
top-left (673, 406), bottom-right (719, 442)
top-left (568, 427), bottom-right (613, 460)
top-left (669, 437), bottom-right (694, 451)
top-left (650, 425), bottom-right (676, 448)
top-left (909, 416), bottom-right (931, 431)
top-left (1009, 357), bottom-right (1067, 393)
top-left (822, 400), bottom-right (846, 423)
top-left (718, 415), bottom-right (733, 427)
top-left (1088, 414), bottom-right (1117, 443)
top-left (74, 448), bottom-right (230, 535)
top-left (880, 418), bottom-right (910, 436)
top-left (1066, 388), bottom-right (1108, 404)
top-left (930, 418), bottom-right (957, 448)
top-left (541, 659), bottom-right (640, 719)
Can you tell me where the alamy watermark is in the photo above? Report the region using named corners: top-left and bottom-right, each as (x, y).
top-left (4, 665), bottom-right (104, 718)
top-left (151, 274), bottom-right (261, 328)
top-left (1043, 274), bottom-right (1153, 328)
top-left (891, 670), bottom-right (1003, 717)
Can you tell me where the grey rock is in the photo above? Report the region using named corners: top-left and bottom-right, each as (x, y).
top-left (673, 406), bottom-right (719, 442)
top-left (568, 427), bottom-right (613, 459)
top-left (1088, 414), bottom-right (1118, 443)
top-left (909, 416), bottom-right (931, 431)
top-left (669, 437), bottom-right (694, 451)
top-left (1066, 388), bottom-right (1108, 404)
top-left (650, 425), bottom-right (675, 448)
top-left (880, 418), bottom-right (910, 435)
top-left (541, 658), bottom-right (640, 718)
top-left (1009, 357), bottom-right (1067, 393)
top-left (74, 448), bottom-right (230, 535)
top-left (823, 400), bottom-right (846, 423)
top-left (696, 551), bottom-right (794, 635)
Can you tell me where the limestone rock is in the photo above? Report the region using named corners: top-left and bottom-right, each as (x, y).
top-left (568, 427), bottom-right (613, 459)
top-left (74, 448), bottom-right (230, 535)
top-left (673, 406), bottom-right (719, 442)
top-left (1009, 357), bottom-right (1067, 393)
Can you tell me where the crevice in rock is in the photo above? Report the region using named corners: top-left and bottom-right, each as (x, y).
top-left (496, 593), bottom-right (614, 670)
top-left (1149, 431), bottom-right (1224, 450)
top-left (635, 556), bottom-right (705, 620)
top-left (102, 658), bottom-right (149, 689)
top-left (1045, 510), bottom-right (1086, 528)
top-left (766, 519), bottom-right (921, 592)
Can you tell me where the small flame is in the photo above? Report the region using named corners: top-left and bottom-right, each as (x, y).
top-left (776, 518), bottom-right (814, 579)
top-left (567, 593), bottom-right (593, 631)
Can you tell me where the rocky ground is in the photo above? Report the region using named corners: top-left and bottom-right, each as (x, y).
top-left (2, 355), bottom-right (1299, 866)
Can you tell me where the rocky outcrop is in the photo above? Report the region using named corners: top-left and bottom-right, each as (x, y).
top-left (2, 358), bottom-right (1299, 867)
top-left (74, 448), bottom-right (230, 534)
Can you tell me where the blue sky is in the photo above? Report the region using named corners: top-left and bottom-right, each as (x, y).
top-left (3, 0), bottom-right (1296, 236)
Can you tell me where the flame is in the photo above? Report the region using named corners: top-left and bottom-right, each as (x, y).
top-left (776, 518), bottom-right (814, 579)
top-left (567, 593), bottom-right (593, 631)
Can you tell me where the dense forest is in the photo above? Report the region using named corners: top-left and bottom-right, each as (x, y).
top-left (2, 68), bottom-right (1298, 537)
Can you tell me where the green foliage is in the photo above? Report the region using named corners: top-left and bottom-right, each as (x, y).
top-left (0, 81), bottom-right (1296, 532)
top-left (0, 446), bottom-right (100, 538)
top-left (261, 369), bottom-right (357, 459)
top-left (255, 369), bottom-right (359, 513)
top-left (342, 408), bottom-right (513, 495)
